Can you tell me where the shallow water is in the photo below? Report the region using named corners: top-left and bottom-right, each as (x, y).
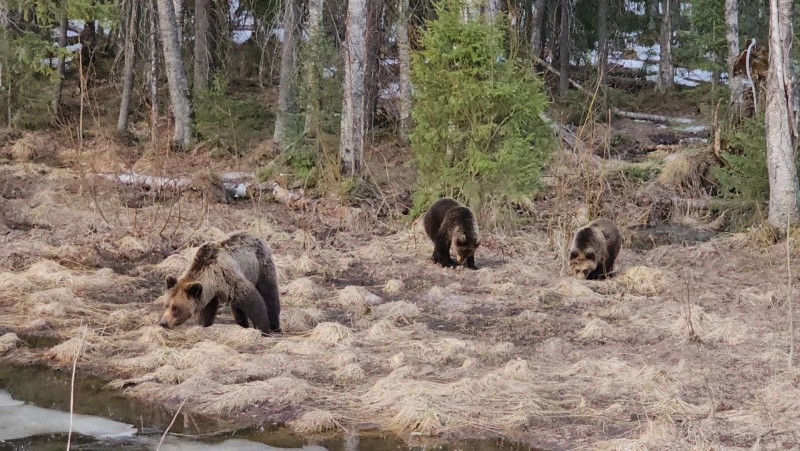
top-left (0, 363), bottom-right (538, 451)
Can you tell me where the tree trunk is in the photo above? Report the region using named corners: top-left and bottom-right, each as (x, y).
top-left (363, 0), bottom-right (383, 131)
top-left (156, 0), bottom-right (194, 150)
top-left (0, 0), bottom-right (7, 125)
top-left (193, 0), bottom-right (211, 96)
top-left (397, 0), bottom-right (412, 145)
top-left (148, 0), bottom-right (159, 143)
top-left (558, 0), bottom-right (570, 96)
top-left (725, 0), bottom-right (744, 112)
top-left (303, 0), bottom-right (325, 136)
top-left (647, 0), bottom-right (658, 32)
top-left (765, 0), bottom-right (799, 227)
top-left (530, 0), bottom-right (546, 59)
top-left (117, 0), bottom-right (140, 136)
top-left (52, 3), bottom-right (68, 114)
top-left (172, 0), bottom-right (183, 45)
top-left (273, 0), bottom-right (302, 149)
top-left (80, 19), bottom-right (97, 68)
top-left (340, 0), bottom-right (368, 175)
top-left (597, 0), bottom-right (608, 84)
top-left (656, 0), bottom-right (674, 92)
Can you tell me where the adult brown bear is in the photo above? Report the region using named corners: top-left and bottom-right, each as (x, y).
top-left (568, 218), bottom-right (622, 280)
top-left (158, 231), bottom-right (281, 333)
top-left (423, 198), bottom-right (480, 269)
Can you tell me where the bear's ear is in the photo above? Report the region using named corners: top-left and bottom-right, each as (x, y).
top-left (185, 282), bottom-right (203, 299)
top-left (165, 275), bottom-right (178, 289)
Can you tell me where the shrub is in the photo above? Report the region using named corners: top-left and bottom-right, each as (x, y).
top-left (409, 0), bottom-right (554, 222)
top-left (713, 114), bottom-right (769, 201)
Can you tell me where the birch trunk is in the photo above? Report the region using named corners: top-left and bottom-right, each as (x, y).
top-left (558, 0), bottom-right (570, 95)
top-left (303, 0), bottom-right (325, 135)
top-left (656, 0), bottom-right (674, 92)
top-left (765, 0), bottom-right (799, 227)
top-left (0, 0), bottom-right (7, 125)
top-left (397, 0), bottom-right (412, 145)
top-left (340, 0), bottom-right (368, 175)
top-left (52, 3), bottom-right (68, 113)
top-left (529, 0), bottom-right (546, 59)
top-left (363, 0), bottom-right (383, 131)
top-left (647, 0), bottom-right (658, 31)
top-left (273, 0), bottom-right (302, 149)
top-left (172, 0), bottom-right (183, 45)
top-left (193, 0), bottom-right (211, 96)
top-left (597, 0), bottom-right (608, 84)
top-left (725, 0), bottom-right (744, 111)
top-left (148, 0), bottom-right (159, 143)
top-left (156, 0), bottom-right (194, 150)
top-left (118, 0), bottom-right (140, 135)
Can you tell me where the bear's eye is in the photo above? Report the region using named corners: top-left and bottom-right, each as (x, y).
top-left (171, 306), bottom-right (179, 313)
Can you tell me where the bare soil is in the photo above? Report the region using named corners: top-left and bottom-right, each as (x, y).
top-left (0, 123), bottom-right (798, 450)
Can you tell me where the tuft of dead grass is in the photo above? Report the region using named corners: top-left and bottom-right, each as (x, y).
top-left (337, 286), bottom-right (381, 316)
top-left (281, 307), bottom-right (320, 333)
top-left (308, 322), bottom-right (354, 345)
top-left (117, 236), bottom-right (149, 259)
top-left (656, 149), bottom-right (715, 196)
top-left (578, 318), bottom-right (617, 341)
top-left (197, 376), bottom-right (312, 415)
top-left (46, 329), bottom-right (97, 365)
top-left (0, 333), bottom-right (20, 353)
top-left (384, 279), bottom-right (405, 294)
top-left (185, 325), bottom-right (265, 349)
top-left (373, 301), bottom-right (420, 325)
top-left (334, 363), bottom-right (367, 382)
top-left (282, 277), bottom-right (319, 302)
top-left (290, 410), bottom-right (343, 433)
top-left (614, 266), bottom-right (668, 296)
top-left (292, 254), bottom-right (322, 275)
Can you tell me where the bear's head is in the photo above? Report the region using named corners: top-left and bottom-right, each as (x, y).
top-left (452, 233), bottom-right (480, 265)
top-left (569, 248), bottom-right (597, 279)
top-left (159, 275), bottom-right (203, 329)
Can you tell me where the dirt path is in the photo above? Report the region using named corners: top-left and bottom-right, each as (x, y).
top-left (0, 155), bottom-right (798, 450)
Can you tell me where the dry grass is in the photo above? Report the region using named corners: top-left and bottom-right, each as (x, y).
top-left (384, 279), bottom-right (405, 294)
top-left (280, 307), bottom-right (320, 333)
top-left (308, 322), bottom-right (354, 345)
top-left (0, 333), bottom-right (20, 353)
top-left (46, 328), bottom-right (97, 365)
top-left (282, 277), bottom-right (319, 302)
top-left (290, 410), bottom-right (343, 433)
top-left (614, 266), bottom-right (668, 296)
top-left (373, 301), bottom-right (420, 325)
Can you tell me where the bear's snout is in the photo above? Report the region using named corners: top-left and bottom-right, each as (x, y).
top-left (159, 319), bottom-right (171, 329)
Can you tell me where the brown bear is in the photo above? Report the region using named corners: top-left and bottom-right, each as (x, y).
top-left (158, 231), bottom-right (281, 333)
top-left (568, 218), bottom-right (622, 280)
top-left (423, 197), bottom-right (480, 269)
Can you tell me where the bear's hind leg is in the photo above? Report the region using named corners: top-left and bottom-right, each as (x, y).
top-left (198, 297), bottom-right (220, 327)
top-left (256, 276), bottom-right (281, 332)
top-left (232, 307), bottom-right (250, 328)
top-left (235, 282), bottom-right (272, 334)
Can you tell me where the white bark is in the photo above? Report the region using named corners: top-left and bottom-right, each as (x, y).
top-left (340, 0), bottom-right (368, 175)
top-left (656, 0), bottom-right (674, 92)
top-left (530, 0), bottom-right (546, 59)
top-left (156, 0), bottom-right (194, 150)
top-left (118, 0), bottom-right (140, 135)
top-left (303, 0), bottom-right (324, 135)
top-left (398, 0), bottom-right (412, 145)
top-left (726, 0), bottom-right (745, 111)
top-left (765, 0), bottom-right (799, 227)
top-left (273, 0), bottom-right (302, 149)
top-left (598, 0), bottom-right (609, 84)
top-left (148, 0), bottom-right (159, 143)
top-left (172, 0), bottom-right (183, 45)
top-left (0, 0), bottom-right (6, 125)
top-left (52, 4), bottom-right (68, 113)
top-left (558, 0), bottom-right (570, 95)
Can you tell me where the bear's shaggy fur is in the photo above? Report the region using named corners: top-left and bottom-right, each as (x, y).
top-left (423, 198), bottom-right (480, 269)
top-left (159, 231), bottom-right (281, 333)
top-left (569, 218), bottom-right (622, 280)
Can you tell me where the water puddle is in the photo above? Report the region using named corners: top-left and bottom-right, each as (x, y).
top-left (0, 363), bottom-right (538, 450)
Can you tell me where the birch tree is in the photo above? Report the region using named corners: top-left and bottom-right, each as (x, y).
top-left (0, 0), bottom-right (6, 125)
top-left (273, 0), bottom-right (302, 149)
top-left (765, 0), bottom-right (799, 227)
top-left (597, 0), bottom-right (609, 84)
top-left (397, 0), bottom-right (412, 145)
top-left (304, 0), bottom-right (324, 136)
top-left (193, 0), bottom-right (211, 96)
top-left (656, 0), bottom-right (674, 92)
top-left (725, 0), bottom-right (744, 112)
top-left (340, 0), bottom-right (368, 175)
top-left (52, 2), bottom-right (68, 113)
top-left (148, 0), bottom-right (159, 143)
top-left (529, 0), bottom-right (545, 59)
top-left (118, 0), bottom-right (140, 135)
top-left (558, 0), bottom-right (570, 95)
top-left (156, 0), bottom-right (194, 150)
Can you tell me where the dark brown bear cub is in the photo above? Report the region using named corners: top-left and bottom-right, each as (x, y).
top-left (423, 197), bottom-right (480, 269)
top-left (569, 218), bottom-right (622, 280)
top-left (159, 231), bottom-right (281, 333)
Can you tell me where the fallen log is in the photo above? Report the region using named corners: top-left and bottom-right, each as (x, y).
top-left (96, 171), bottom-right (285, 201)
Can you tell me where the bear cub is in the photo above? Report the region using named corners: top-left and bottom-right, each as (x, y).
top-left (568, 218), bottom-right (622, 280)
top-left (159, 231), bottom-right (281, 333)
top-left (423, 197), bottom-right (480, 269)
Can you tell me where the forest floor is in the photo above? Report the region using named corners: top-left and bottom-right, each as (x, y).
top-left (0, 95), bottom-right (799, 450)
